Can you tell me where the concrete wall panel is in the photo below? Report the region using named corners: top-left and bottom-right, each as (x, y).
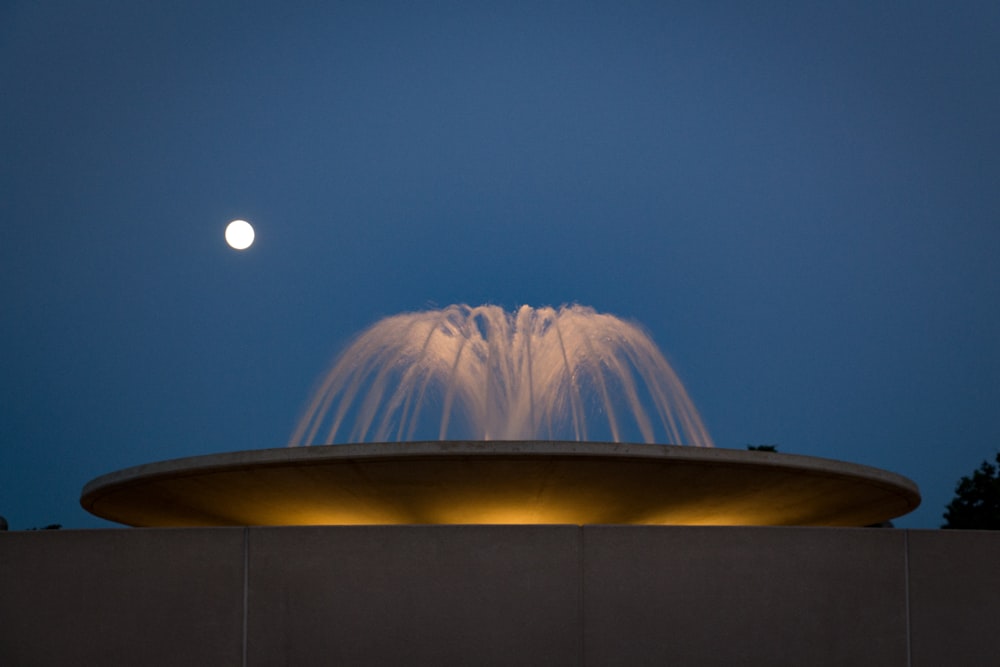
top-left (246, 525), bottom-right (581, 667)
top-left (5, 525), bottom-right (1000, 666)
top-left (0, 528), bottom-right (244, 666)
top-left (908, 529), bottom-right (1000, 667)
top-left (582, 526), bottom-right (908, 667)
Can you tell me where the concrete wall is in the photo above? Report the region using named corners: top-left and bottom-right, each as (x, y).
top-left (1, 526), bottom-right (998, 666)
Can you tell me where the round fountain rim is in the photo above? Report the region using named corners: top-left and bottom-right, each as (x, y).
top-left (81, 441), bottom-right (921, 528)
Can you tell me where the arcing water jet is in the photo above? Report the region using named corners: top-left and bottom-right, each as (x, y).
top-left (288, 304), bottom-right (713, 447)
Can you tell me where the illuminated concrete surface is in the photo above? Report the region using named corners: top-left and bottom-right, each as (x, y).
top-left (2, 526), bottom-right (999, 666)
top-left (81, 442), bottom-right (919, 527)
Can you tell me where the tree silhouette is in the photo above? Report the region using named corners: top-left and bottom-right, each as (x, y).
top-left (942, 452), bottom-right (1000, 530)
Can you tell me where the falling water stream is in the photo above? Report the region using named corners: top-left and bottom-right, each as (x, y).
top-left (288, 304), bottom-right (713, 447)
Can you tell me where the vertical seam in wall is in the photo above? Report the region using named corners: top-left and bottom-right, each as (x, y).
top-left (242, 526), bottom-right (249, 667)
top-left (903, 530), bottom-right (911, 667)
top-left (578, 526), bottom-right (586, 667)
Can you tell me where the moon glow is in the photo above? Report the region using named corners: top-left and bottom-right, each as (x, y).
top-left (225, 220), bottom-right (255, 250)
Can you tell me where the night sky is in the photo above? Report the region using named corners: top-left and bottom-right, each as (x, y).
top-left (3, 2), bottom-right (998, 530)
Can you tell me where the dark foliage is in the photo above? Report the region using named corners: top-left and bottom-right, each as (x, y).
top-left (942, 452), bottom-right (1000, 530)
top-left (746, 444), bottom-right (778, 452)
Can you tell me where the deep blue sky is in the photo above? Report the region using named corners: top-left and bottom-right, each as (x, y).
top-left (3, 2), bottom-right (998, 529)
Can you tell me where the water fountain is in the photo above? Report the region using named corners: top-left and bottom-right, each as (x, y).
top-left (81, 305), bottom-right (920, 527)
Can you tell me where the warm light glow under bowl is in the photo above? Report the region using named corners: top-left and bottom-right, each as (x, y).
top-left (81, 442), bottom-right (920, 527)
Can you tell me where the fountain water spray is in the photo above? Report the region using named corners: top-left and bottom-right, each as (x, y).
top-left (288, 304), bottom-right (713, 447)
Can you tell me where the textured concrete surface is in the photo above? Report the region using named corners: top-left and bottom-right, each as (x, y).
top-left (907, 529), bottom-right (1000, 667)
top-left (80, 442), bottom-right (920, 527)
top-left (246, 526), bottom-right (581, 666)
top-left (3, 526), bottom-right (998, 666)
top-left (583, 526), bottom-right (907, 666)
top-left (0, 528), bottom-right (244, 666)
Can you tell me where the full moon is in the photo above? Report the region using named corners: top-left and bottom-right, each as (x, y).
top-left (225, 219), bottom-right (255, 250)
